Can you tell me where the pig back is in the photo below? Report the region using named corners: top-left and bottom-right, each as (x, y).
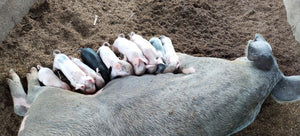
top-left (20, 54), bottom-right (281, 136)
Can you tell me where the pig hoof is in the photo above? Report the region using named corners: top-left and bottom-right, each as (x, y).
top-left (8, 69), bottom-right (19, 80)
top-left (14, 105), bottom-right (28, 117)
top-left (26, 67), bottom-right (39, 85)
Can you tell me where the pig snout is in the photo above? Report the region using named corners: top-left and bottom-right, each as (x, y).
top-left (81, 76), bottom-right (96, 94)
top-left (132, 58), bottom-right (147, 76)
top-left (83, 84), bottom-right (96, 94)
top-left (156, 63), bottom-right (167, 74)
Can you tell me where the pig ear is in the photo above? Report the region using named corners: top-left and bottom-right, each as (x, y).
top-left (68, 56), bottom-right (73, 59)
top-left (75, 84), bottom-right (85, 90)
top-left (254, 33), bottom-right (267, 42)
top-left (129, 32), bottom-right (135, 37)
top-left (165, 56), bottom-right (171, 64)
top-left (176, 61), bottom-right (181, 69)
top-left (118, 33), bottom-right (125, 38)
top-left (113, 63), bottom-right (122, 70)
top-left (271, 76), bottom-right (300, 103)
top-left (109, 66), bottom-right (112, 75)
top-left (122, 56), bottom-right (128, 61)
top-left (139, 58), bottom-right (148, 65)
top-left (87, 77), bottom-right (95, 84)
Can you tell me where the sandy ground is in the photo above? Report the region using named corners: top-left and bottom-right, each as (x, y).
top-left (0, 0), bottom-right (299, 135)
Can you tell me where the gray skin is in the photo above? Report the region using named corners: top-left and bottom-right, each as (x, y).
top-left (7, 34), bottom-right (300, 136)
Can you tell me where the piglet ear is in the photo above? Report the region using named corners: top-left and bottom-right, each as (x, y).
top-left (176, 61), bottom-right (181, 69)
top-left (113, 63), bottom-right (122, 70)
top-left (271, 76), bottom-right (300, 103)
top-left (165, 56), bottom-right (171, 64)
top-left (86, 76), bottom-right (95, 84)
top-left (139, 58), bottom-right (148, 65)
top-left (254, 33), bottom-right (267, 42)
top-left (75, 84), bottom-right (85, 90)
top-left (129, 32), bottom-right (135, 38)
top-left (122, 56), bottom-right (128, 61)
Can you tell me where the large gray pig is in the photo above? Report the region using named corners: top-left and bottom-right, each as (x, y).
top-left (7, 34), bottom-right (300, 135)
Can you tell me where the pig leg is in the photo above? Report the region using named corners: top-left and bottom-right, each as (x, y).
top-left (26, 67), bottom-right (44, 104)
top-left (6, 69), bottom-right (30, 116)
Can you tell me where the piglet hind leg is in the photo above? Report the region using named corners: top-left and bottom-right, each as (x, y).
top-left (26, 67), bottom-right (44, 104)
top-left (6, 69), bottom-right (29, 116)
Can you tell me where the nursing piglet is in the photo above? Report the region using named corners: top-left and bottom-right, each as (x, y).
top-left (69, 56), bottom-right (105, 89)
top-left (37, 65), bottom-right (71, 91)
top-left (112, 33), bottom-right (147, 75)
top-left (159, 35), bottom-right (180, 73)
top-left (149, 37), bottom-right (167, 73)
top-left (53, 50), bottom-right (96, 94)
top-left (130, 32), bottom-right (164, 74)
top-left (78, 48), bottom-right (111, 84)
top-left (97, 42), bottom-right (133, 79)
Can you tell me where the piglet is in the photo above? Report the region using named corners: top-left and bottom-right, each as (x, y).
top-left (149, 37), bottom-right (167, 73)
top-left (159, 35), bottom-right (180, 73)
top-left (37, 65), bottom-right (71, 91)
top-left (129, 32), bottom-right (164, 74)
top-left (53, 50), bottom-right (96, 94)
top-left (77, 48), bottom-right (111, 84)
top-left (112, 33), bottom-right (147, 75)
top-left (97, 42), bottom-right (133, 79)
top-left (69, 56), bottom-right (105, 89)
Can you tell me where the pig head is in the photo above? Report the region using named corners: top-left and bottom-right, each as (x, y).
top-left (8, 34), bottom-right (300, 136)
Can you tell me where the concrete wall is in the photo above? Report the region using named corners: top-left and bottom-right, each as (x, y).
top-left (0, 0), bottom-right (38, 43)
top-left (284, 0), bottom-right (300, 43)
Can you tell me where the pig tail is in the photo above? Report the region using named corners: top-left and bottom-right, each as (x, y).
top-left (36, 65), bottom-right (42, 70)
top-left (53, 49), bottom-right (61, 56)
top-left (118, 33), bottom-right (125, 38)
top-left (102, 42), bottom-right (111, 47)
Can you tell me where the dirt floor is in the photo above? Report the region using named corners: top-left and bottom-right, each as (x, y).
top-left (0, 0), bottom-right (299, 135)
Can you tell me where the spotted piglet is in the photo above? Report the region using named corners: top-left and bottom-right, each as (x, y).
top-left (149, 37), bottom-right (167, 73)
top-left (69, 56), bottom-right (105, 89)
top-left (53, 50), bottom-right (96, 94)
top-left (159, 35), bottom-right (181, 73)
top-left (97, 42), bottom-right (133, 79)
